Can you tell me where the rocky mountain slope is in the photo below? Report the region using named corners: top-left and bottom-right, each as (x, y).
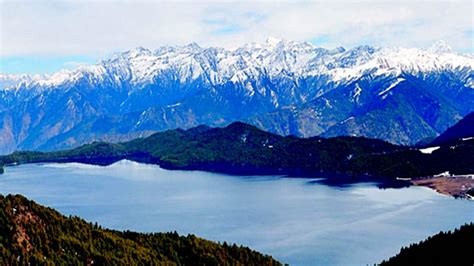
top-left (1, 39), bottom-right (472, 153)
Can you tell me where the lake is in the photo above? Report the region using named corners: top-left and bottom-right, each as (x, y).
top-left (0, 160), bottom-right (472, 265)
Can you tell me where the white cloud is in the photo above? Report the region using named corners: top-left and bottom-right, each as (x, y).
top-left (0, 0), bottom-right (472, 57)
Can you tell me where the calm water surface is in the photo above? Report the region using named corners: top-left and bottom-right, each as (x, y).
top-left (0, 160), bottom-right (472, 265)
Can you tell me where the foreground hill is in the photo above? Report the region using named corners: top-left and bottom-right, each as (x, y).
top-left (430, 112), bottom-right (474, 146)
top-left (380, 223), bottom-right (474, 266)
top-left (0, 194), bottom-right (281, 265)
top-left (0, 40), bottom-right (473, 153)
top-left (1, 122), bottom-right (473, 181)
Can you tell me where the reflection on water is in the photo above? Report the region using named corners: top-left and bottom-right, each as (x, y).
top-left (1, 160), bottom-right (472, 265)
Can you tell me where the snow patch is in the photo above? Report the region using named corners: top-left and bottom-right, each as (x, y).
top-left (352, 83), bottom-right (362, 102)
top-left (323, 98), bottom-right (333, 108)
top-left (378, 78), bottom-right (405, 97)
top-left (419, 146), bottom-right (440, 154)
top-left (166, 102), bottom-right (182, 108)
top-left (434, 171), bottom-right (451, 177)
top-left (341, 117), bottom-right (355, 124)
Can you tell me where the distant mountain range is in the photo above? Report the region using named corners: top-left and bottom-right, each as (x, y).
top-left (1, 39), bottom-right (473, 154)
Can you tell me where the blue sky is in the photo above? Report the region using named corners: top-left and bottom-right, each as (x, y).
top-left (0, 56), bottom-right (97, 74)
top-left (1, 0), bottom-right (472, 74)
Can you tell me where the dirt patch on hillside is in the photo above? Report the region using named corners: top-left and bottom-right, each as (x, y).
top-left (12, 205), bottom-right (41, 253)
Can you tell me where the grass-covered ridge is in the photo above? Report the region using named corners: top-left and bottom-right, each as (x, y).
top-left (1, 122), bottom-right (473, 180)
top-left (0, 194), bottom-right (282, 265)
top-left (380, 223), bottom-right (474, 265)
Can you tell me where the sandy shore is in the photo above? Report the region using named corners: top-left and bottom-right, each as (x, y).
top-left (410, 175), bottom-right (474, 199)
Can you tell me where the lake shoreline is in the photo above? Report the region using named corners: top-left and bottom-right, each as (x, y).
top-left (2, 157), bottom-right (412, 189)
top-left (3, 157), bottom-right (473, 199)
top-left (410, 175), bottom-right (474, 199)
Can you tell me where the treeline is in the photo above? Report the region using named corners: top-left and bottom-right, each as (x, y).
top-left (380, 223), bottom-right (474, 265)
top-left (0, 194), bottom-right (282, 265)
top-left (0, 122), bottom-right (473, 180)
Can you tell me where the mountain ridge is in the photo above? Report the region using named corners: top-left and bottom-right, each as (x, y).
top-left (1, 121), bottom-right (473, 181)
top-left (0, 39), bottom-right (472, 153)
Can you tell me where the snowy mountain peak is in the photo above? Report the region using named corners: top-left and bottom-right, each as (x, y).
top-left (429, 40), bottom-right (454, 54)
top-left (265, 37), bottom-right (283, 47)
top-left (184, 42), bottom-right (201, 50)
top-left (2, 40), bottom-right (473, 92)
top-left (0, 73), bottom-right (46, 89)
top-left (122, 46), bottom-right (153, 58)
top-left (333, 46), bottom-right (346, 53)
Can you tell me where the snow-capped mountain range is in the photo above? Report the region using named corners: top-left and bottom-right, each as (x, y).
top-left (5, 39), bottom-right (473, 90)
top-left (0, 39), bottom-right (473, 153)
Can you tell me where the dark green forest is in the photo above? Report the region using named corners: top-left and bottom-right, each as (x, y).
top-left (380, 223), bottom-right (474, 266)
top-left (1, 122), bottom-right (473, 180)
top-left (0, 194), bottom-right (281, 265)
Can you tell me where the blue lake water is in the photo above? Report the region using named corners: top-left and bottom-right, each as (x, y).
top-left (0, 160), bottom-right (472, 265)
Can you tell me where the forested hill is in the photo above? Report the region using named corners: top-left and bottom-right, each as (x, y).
top-left (0, 194), bottom-right (281, 265)
top-left (380, 223), bottom-right (474, 265)
top-left (430, 112), bottom-right (474, 146)
top-left (1, 122), bottom-right (473, 180)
